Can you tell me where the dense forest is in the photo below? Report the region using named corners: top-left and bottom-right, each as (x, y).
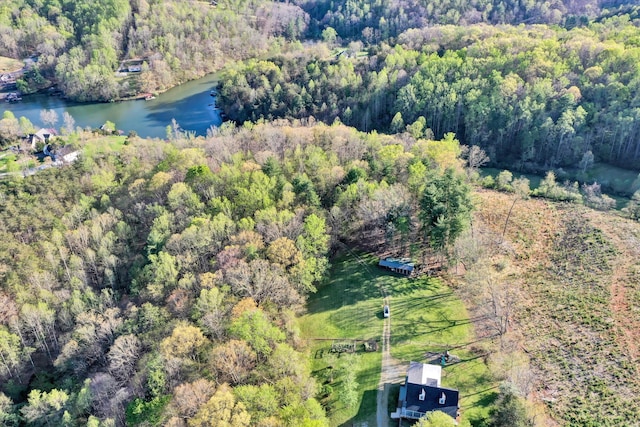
top-left (0, 0), bottom-right (307, 101)
top-left (296, 0), bottom-right (616, 40)
top-left (1, 0), bottom-right (638, 103)
top-left (0, 122), bottom-right (476, 425)
top-left (216, 20), bottom-right (640, 171)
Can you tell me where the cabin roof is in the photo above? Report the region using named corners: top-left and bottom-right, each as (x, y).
top-left (379, 257), bottom-right (414, 271)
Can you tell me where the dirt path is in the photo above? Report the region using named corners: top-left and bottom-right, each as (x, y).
top-left (342, 247), bottom-right (406, 426)
top-left (376, 296), bottom-right (407, 427)
top-left (586, 212), bottom-right (640, 362)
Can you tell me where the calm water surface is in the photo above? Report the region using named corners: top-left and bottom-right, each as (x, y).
top-left (1, 73), bottom-right (222, 138)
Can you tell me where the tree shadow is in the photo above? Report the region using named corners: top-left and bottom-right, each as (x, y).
top-left (463, 386), bottom-right (499, 403)
top-left (340, 388), bottom-right (378, 427)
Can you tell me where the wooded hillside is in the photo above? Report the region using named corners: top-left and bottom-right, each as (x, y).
top-left (0, 122), bottom-right (474, 426)
top-left (217, 20), bottom-right (640, 171)
top-left (0, 0), bottom-right (306, 101)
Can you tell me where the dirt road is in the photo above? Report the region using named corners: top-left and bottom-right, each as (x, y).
top-left (376, 297), bottom-right (406, 427)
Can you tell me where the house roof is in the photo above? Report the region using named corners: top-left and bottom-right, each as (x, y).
top-left (32, 128), bottom-right (57, 141)
top-left (407, 361), bottom-right (441, 387)
top-left (404, 383), bottom-right (459, 419)
top-left (34, 128), bottom-right (51, 139)
top-left (379, 258), bottom-right (414, 271)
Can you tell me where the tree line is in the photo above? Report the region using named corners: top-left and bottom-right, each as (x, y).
top-left (295, 0), bottom-right (635, 42)
top-left (217, 17), bottom-right (640, 173)
top-left (2, 0), bottom-right (639, 103)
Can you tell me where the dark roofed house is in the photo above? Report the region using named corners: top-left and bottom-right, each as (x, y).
top-left (378, 257), bottom-right (414, 275)
top-left (394, 361), bottom-right (460, 422)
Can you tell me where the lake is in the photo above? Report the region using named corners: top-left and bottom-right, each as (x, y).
top-left (0, 73), bottom-right (222, 139)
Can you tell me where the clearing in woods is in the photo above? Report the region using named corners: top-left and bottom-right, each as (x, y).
top-left (299, 252), bottom-right (496, 426)
top-left (0, 56), bottom-right (22, 74)
top-left (471, 190), bottom-right (640, 425)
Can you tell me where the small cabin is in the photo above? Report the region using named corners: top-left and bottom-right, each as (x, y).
top-left (379, 258), bottom-right (414, 276)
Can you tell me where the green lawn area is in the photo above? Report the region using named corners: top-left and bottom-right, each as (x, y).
top-left (0, 152), bottom-right (19, 173)
top-left (82, 135), bottom-right (127, 157)
top-left (587, 162), bottom-right (639, 196)
top-left (300, 253), bottom-right (385, 426)
top-left (300, 253), bottom-right (497, 427)
top-left (388, 277), bottom-right (496, 425)
top-left (482, 163), bottom-right (639, 206)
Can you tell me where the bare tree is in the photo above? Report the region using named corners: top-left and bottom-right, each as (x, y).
top-left (210, 340), bottom-right (256, 385)
top-left (501, 177), bottom-right (530, 243)
top-left (40, 109), bottom-right (59, 129)
top-left (486, 279), bottom-right (515, 348)
top-left (0, 292), bottom-right (18, 325)
top-left (107, 335), bottom-right (142, 384)
top-left (578, 150), bottom-right (594, 173)
top-left (463, 145), bottom-right (490, 179)
top-left (90, 373), bottom-right (131, 425)
top-left (582, 182), bottom-right (616, 211)
top-left (172, 378), bottom-right (216, 419)
top-left (62, 112), bottom-right (75, 135)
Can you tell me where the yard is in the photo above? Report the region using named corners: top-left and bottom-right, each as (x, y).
top-left (0, 152), bottom-right (19, 173)
top-left (0, 56), bottom-right (22, 74)
top-left (300, 252), bottom-right (497, 426)
top-left (81, 135), bottom-right (127, 157)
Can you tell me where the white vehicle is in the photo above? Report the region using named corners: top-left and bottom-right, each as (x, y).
top-left (383, 305), bottom-right (390, 318)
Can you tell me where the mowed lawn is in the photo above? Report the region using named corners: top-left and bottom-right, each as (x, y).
top-left (300, 252), bottom-right (496, 427)
top-left (300, 253), bottom-right (386, 426)
top-left (82, 135), bottom-right (128, 157)
top-left (389, 276), bottom-right (496, 425)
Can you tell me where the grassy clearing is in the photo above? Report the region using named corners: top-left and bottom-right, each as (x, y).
top-left (0, 56), bottom-right (22, 73)
top-left (387, 270), bottom-right (496, 424)
top-left (0, 152), bottom-right (19, 173)
top-left (482, 163), bottom-right (639, 205)
top-left (586, 162), bottom-right (639, 196)
top-left (81, 135), bottom-right (127, 157)
top-left (300, 253), bottom-right (496, 426)
top-left (519, 208), bottom-right (640, 425)
top-left (300, 253), bottom-right (385, 426)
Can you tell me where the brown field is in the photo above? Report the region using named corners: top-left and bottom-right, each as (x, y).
top-left (0, 56), bottom-right (23, 74)
top-left (453, 189), bottom-right (640, 426)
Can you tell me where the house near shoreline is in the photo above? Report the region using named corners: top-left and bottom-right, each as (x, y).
top-left (392, 361), bottom-right (460, 422)
top-left (27, 128), bottom-right (57, 150)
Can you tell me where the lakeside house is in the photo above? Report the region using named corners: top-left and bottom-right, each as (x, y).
top-left (27, 128), bottom-right (57, 150)
top-left (392, 361), bottom-right (460, 422)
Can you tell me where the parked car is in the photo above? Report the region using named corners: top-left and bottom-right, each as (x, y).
top-left (383, 305), bottom-right (390, 318)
